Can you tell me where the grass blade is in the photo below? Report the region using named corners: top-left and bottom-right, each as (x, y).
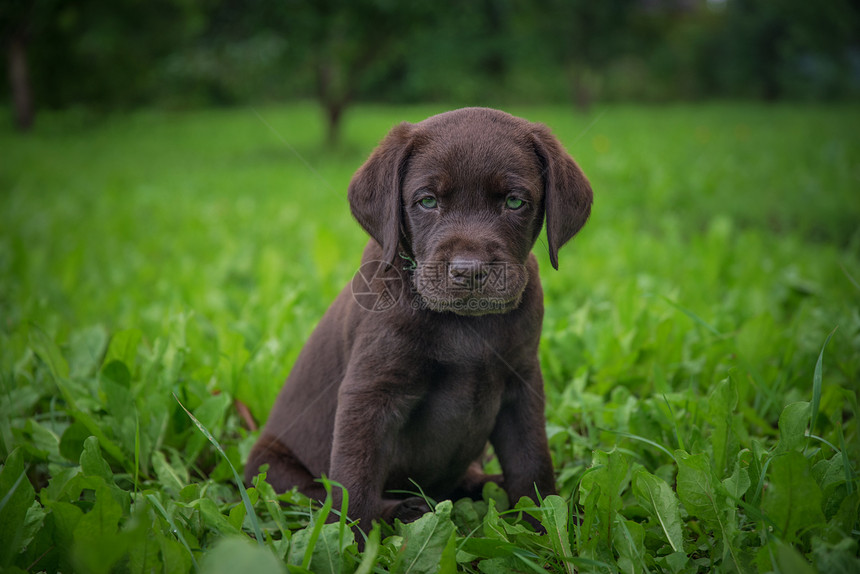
top-left (601, 428), bottom-right (676, 461)
top-left (659, 296), bottom-right (723, 337)
top-left (301, 479), bottom-right (334, 571)
top-left (173, 393), bottom-right (264, 544)
top-left (809, 327), bottom-right (837, 443)
top-left (662, 394), bottom-right (685, 451)
top-left (0, 471), bottom-right (26, 515)
top-left (134, 414), bottom-right (141, 495)
top-left (838, 425), bottom-right (855, 495)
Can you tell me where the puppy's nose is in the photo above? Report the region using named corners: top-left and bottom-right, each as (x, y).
top-left (448, 258), bottom-right (488, 289)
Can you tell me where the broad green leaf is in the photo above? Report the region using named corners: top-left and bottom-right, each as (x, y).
top-left (813, 454), bottom-right (851, 520)
top-left (612, 517), bottom-right (646, 574)
top-left (824, 491), bottom-right (859, 544)
top-left (451, 497), bottom-right (484, 534)
top-left (632, 468), bottom-right (684, 553)
top-left (812, 536), bottom-right (860, 574)
top-left (43, 500), bottom-right (84, 571)
top-left (762, 451), bottom-right (826, 543)
top-left (228, 500), bottom-right (245, 530)
top-left (775, 402), bottom-right (810, 453)
top-left (0, 448), bottom-right (35, 568)
top-left (539, 495), bottom-right (575, 574)
top-left (60, 421), bottom-right (92, 462)
top-left (184, 392), bottom-right (232, 463)
top-left (675, 450), bottom-right (742, 570)
top-left (757, 539), bottom-right (817, 574)
top-left (19, 500), bottom-right (47, 560)
top-left (655, 551), bottom-right (691, 574)
top-left (722, 458), bottom-right (751, 501)
top-left (29, 325), bottom-right (70, 380)
top-left (67, 324), bottom-right (109, 378)
top-left (481, 480), bottom-right (510, 512)
top-left (393, 499), bottom-right (456, 574)
top-left (578, 478), bottom-right (599, 553)
top-left (482, 497), bottom-right (534, 543)
top-left (25, 418), bottom-right (61, 459)
top-left (103, 328), bottom-right (142, 374)
top-left (159, 531), bottom-right (193, 574)
top-left (287, 521), bottom-right (348, 574)
top-left (200, 536), bottom-right (285, 574)
top-left (708, 377), bottom-right (739, 478)
top-left (459, 536), bottom-right (519, 559)
top-left (676, 450), bottom-right (720, 524)
top-left (47, 370), bottom-right (133, 473)
top-left (189, 497), bottom-right (241, 535)
top-left (438, 530), bottom-right (458, 574)
top-left (217, 330), bottom-right (250, 395)
top-left (579, 450), bottom-right (631, 547)
top-left (101, 358), bottom-right (131, 387)
top-left (73, 483), bottom-right (128, 574)
top-left (99, 361), bottom-right (137, 458)
top-left (482, 497), bottom-right (509, 541)
top-left (80, 436), bottom-right (113, 482)
top-left (125, 513), bottom-right (163, 574)
top-left (152, 450), bottom-right (187, 497)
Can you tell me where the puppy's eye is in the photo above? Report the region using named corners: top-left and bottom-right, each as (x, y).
top-left (419, 197), bottom-right (438, 209)
top-left (505, 197), bottom-right (525, 210)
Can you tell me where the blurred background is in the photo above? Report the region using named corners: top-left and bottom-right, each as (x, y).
top-left (3, 0), bottom-right (860, 141)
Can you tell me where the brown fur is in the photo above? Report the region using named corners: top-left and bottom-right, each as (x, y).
top-left (245, 107), bottom-right (593, 529)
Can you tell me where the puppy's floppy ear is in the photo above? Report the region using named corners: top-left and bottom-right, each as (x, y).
top-left (532, 125), bottom-right (593, 270)
top-left (348, 122), bottom-right (414, 265)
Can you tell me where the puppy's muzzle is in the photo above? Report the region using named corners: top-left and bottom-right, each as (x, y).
top-left (447, 258), bottom-right (489, 290)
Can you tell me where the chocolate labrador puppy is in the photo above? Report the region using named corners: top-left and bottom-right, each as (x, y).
top-left (245, 107), bottom-right (592, 530)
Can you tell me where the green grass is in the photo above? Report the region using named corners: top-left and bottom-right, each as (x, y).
top-left (1, 102), bottom-right (858, 573)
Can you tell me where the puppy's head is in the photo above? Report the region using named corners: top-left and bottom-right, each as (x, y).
top-left (348, 107), bottom-right (592, 315)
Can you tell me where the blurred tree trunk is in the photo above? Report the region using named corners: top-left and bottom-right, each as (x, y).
top-left (316, 60), bottom-right (350, 149)
top-left (4, 0), bottom-right (35, 132)
top-left (8, 29), bottom-right (34, 131)
top-left (569, 65), bottom-right (594, 113)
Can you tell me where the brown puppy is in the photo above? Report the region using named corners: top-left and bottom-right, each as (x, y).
top-left (245, 107), bottom-right (593, 529)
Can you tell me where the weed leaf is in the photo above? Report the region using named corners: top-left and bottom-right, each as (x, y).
top-left (73, 483), bottom-right (128, 574)
top-left (539, 495), bottom-right (575, 574)
top-left (675, 450), bottom-right (742, 571)
top-left (579, 450), bottom-right (631, 549)
top-left (393, 499), bottom-right (456, 574)
top-left (708, 377), bottom-right (740, 478)
top-left (632, 468), bottom-right (684, 553)
top-left (762, 451), bottom-right (826, 543)
top-left (29, 324), bottom-right (70, 380)
top-left (0, 448), bottom-right (35, 568)
top-left (200, 536), bottom-right (285, 574)
top-left (775, 402), bottom-right (811, 453)
top-left (103, 328), bottom-right (142, 374)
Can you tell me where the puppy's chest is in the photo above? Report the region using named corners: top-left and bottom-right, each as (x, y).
top-left (402, 360), bottom-right (507, 447)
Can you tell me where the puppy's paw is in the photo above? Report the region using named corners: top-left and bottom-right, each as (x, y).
top-left (383, 496), bottom-right (432, 523)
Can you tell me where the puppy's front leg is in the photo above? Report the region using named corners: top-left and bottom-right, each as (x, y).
top-left (491, 366), bottom-right (556, 505)
top-left (328, 381), bottom-right (428, 529)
